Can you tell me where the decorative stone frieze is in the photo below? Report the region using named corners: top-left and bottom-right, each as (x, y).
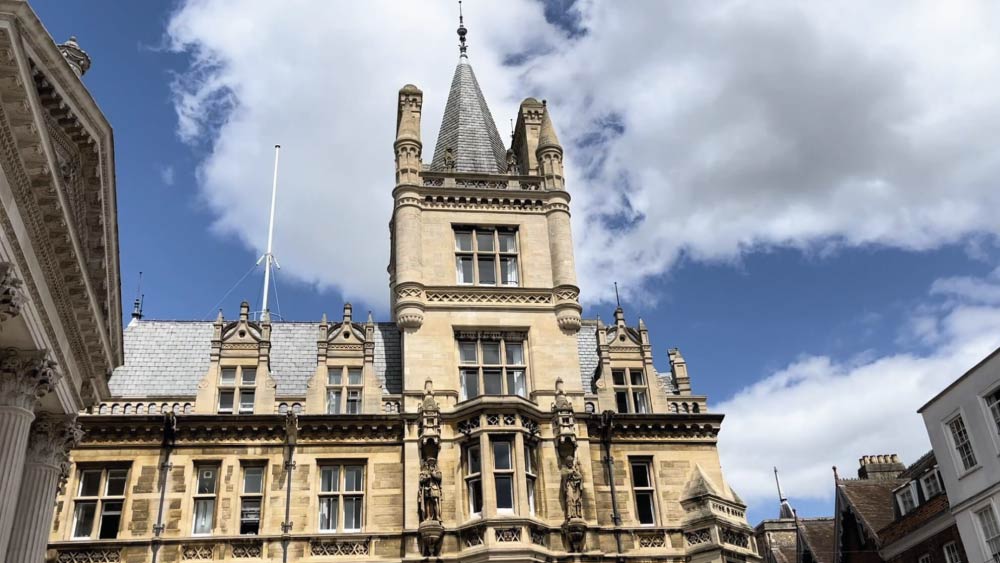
top-left (0, 348), bottom-right (60, 410)
top-left (0, 262), bottom-right (25, 322)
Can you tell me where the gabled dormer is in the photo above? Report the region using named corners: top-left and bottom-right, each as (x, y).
top-left (306, 303), bottom-right (381, 414)
top-left (195, 301), bottom-right (276, 414)
top-left (593, 307), bottom-right (671, 413)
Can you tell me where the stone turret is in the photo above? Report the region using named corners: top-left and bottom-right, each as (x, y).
top-left (395, 84), bottom-right (423, 186)
top-left (536, 102), bottom-right (564, 190)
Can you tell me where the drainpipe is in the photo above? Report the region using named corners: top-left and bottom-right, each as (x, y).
top-left (600, 410), bottom-right (623, 558)
top-left (151, 412), bottom-right (177, 563)
top-left (281, 413), bottom-right (299, 563)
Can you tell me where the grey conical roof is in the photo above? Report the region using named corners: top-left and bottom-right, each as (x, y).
top-left (430, 57), bottom-right (507, 174)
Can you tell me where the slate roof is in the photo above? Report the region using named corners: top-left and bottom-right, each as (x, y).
top-left (108, 320), bottom-right (403, 398)
top-left (799, 518), bottom-right (835, 563)
top-left (837, 478), bottom-right (908, 540)
top-left (430, 57), bottom-right (507, 174)
top-left (577, 321), bottom-right (599, 392)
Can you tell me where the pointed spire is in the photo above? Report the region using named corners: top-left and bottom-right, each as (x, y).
top-left (537, 100), bottom-right (562, 152)
top-left (774, 467), bottom-right (795, 519)
top-left (457, 1), bottom-right (468, 58)
top-left (430, 3), bottom-right (507, 174)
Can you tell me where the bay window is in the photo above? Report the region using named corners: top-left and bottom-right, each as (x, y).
top-left (492, 438), bottom-right (515, 513)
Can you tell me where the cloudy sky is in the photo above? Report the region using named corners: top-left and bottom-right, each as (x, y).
top-left (33, 0), bottom-right (1000, 523)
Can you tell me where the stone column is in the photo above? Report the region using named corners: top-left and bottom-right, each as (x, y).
top-left (7, 416), bottom-right (82, 563)
top-left (0, 348), bottom-right (60, 557)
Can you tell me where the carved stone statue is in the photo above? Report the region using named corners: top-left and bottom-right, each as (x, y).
top-left (560, 454), bottom-right (584, 520)
top-left (444, 147), bottom-right (456, 171)
top-left (505, 149), bottom-right (519, 174)
top-left (418, 457), bottom-right (443, 523)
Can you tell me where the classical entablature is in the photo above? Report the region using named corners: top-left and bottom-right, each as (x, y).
top-left (0, 4), bottom-right (122, 413)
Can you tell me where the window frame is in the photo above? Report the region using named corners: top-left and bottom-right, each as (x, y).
top-left (896, 482), bottom-right (918, 515)
top-left (524, 441), bottom-right (538, 516)
top-left (917, 554), bottom-right (931, 563)
top-left (983, 383), bottom-right (1000, 454)
top-left (326, 366), bottom-right (365, 414)
top-left (318, 463), bottom-right (366, 533)
top-left (70, 466), bottom-right (129, 540)
top-left (945, 413), bottom-right (978, 474)
top-left (612, 367), bottom-right (651, 414)
top-left (454, 226), bottom-right (520, 287)
top-left (218, 366), bottom-right (257, 414)
top-left (491, 437), bottom-right (516, 514)
top-left (943, 541), bottom-right (962, 563)
top-left (629, 458), bottom-right (657, 526)
top-left (974, 502), bottom-right (1000, 563)
top-left (465, 444), bottom-right (484, 517)
top-left (920, 469), bottom-right (944, 499)
top-left (458, 335), bottom-right (528, 400)
top-left (192, 463), bottom-right (220, 536)
top-left (240, 465), bottom-right (265, 535)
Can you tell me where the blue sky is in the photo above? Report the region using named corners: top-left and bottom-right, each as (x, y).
top-left (32, 0), bottom-right (1000, 525)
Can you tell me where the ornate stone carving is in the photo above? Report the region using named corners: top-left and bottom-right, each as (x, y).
top-left (57, 37), bottom-right (92, 77)
top-left (53, 549), bottom-right (121, 562)
top-left (418, 379), bottom-right (443, 556)
top-left (310, 539), bottom-right (371, 556)
top-left (0, 348), bottom-right (60, 410)
top-left (25, 415), bottom-right (83, 492)
top-left (505, 149), bottom-right (519, 174)
top-left (181, 545), bottom-right (214, 560)
top-left (418, 457), bottom-right (442, 523)
top-left (0, 262), bottom-right (25, 322)
top-left (495, 527), bottom-right (522, 542)
top-left (561, 456), bottom-right (584, 520)
top-left (425, 288), bottom-right (551, 306)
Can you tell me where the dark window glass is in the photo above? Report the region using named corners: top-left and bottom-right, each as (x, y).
top-left (495, 475), bottom-right (514, 510)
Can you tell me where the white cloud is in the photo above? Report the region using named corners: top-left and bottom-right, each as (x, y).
top-left (167, 0), bottom-right (1000, 308)
top-left (716, 270), bottom-right (1000, 506)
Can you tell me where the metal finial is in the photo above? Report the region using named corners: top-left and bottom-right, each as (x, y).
top-left (774, 467), bottom-right (786, 502)
top-left (614, 281), bottom-right (621, 308)
top-left (457, 1), bottom-right (468, 57)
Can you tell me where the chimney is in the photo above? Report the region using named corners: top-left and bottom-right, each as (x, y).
top-left (857, 454), bottom-right (905, 480)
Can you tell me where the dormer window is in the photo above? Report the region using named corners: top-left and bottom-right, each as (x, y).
top-left (327, 366), bottom-right (364, 414)
top-left (218, 367), bottom-right (256, 414)
top-left (896, 484), bottom-right (917, 515)
top-left (455, 227), bottom-right (519, 286)
top-left (612, 368), bottom-right (649, 414)
top-left (920, 469), bottom-right (943, 498)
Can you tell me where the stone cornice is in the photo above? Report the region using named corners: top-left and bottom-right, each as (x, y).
top-left (584, 412), bottom-right (723, 442)
top-left (0, 21), bottom-right (121, 409)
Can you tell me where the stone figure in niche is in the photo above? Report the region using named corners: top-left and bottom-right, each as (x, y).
top-left (444, 147), bottom-right (456, 171)
top-left (561, 454), bottom-right (584, 520)
top-left (418, 457), bottom-right (443, 522)
top-left (505, 149), bottom-right (519, 174)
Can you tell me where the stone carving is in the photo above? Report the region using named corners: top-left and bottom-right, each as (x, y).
top-left (561, 455), bottom-right (584, 520)
top-left (310, 539), bottom-right (370, 556)
top-left (495, 527), bottom-right (521, 542)
top-left (418, 379), bottom-right (443, 556)
top-left (418, 457), bottom-right (442, 523)
top-left (180, 545), bottom-right (213, 560)
top-left (505, 149), bottom-right (519, 174)
top-left (0, 348), bottom-right (60, 410)
top-left (443, 148), bottom-right (456, 171)
top-left (230, 540), bottom-right (262, 558)
top-left (636, 531), bottom-right (667, 548)
top-left (52, 549), bottom-right (121, 562)
top-left (26, 415), bottom-right (83, 491)
top-left (0, 262), bottom-right (25, 322)
top-left (57, 37), bottom-right (92, 77)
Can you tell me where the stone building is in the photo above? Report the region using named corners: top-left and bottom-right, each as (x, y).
top-left (755, 454), bottom-right (966, 563)
top-left (45, 17), bottom-right (760, 563)
top-left (0, 1), bottom-right (124, 562)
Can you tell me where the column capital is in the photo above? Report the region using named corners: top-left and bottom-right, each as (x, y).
top-left (25, 415), bottom-right (83, 494)
top-left (0, 262), bottom-right (26, 323)
top-left (0, 349), bottom-right (61, 411)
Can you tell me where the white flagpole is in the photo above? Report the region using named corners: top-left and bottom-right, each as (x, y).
top-left (260, 144), bottom-right (280, 314)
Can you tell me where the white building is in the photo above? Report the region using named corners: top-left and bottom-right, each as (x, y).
top-left (920, 348), bottom-right (1000, 563)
